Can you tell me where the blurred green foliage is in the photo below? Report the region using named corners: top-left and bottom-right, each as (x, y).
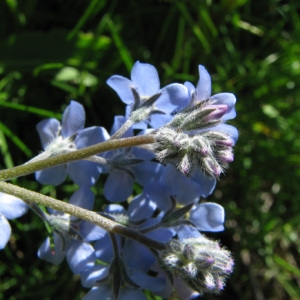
top-left (0, 0), bottom-right (299, 299)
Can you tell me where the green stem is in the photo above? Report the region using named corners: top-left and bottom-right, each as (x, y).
top-left (0, 181), bottom-right (166, 251)
top-left (0, 134), bottom-right (155, 181)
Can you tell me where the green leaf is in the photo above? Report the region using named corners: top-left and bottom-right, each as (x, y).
top-left (0, 122), bottom-right (32, 158)
top-left (274, 255), bottom-right (300, 277)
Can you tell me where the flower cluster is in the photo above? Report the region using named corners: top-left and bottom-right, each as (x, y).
top-left (0, 61), bottom-right (237, 299)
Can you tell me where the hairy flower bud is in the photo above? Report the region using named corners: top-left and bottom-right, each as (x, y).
top-left (202, 104), bottom-right (228, 123)
top-left (169, 99), bottom-right (228, 132)
top-left (152, 126), bottom-right (235, 179)
top-left (160, 236), bottom-right (234, 295)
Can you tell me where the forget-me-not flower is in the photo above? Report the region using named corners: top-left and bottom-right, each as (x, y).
top-left (38, 186), bottom-right (102, 273)
top-left (106, 61), bottom-right (189, 129)
top-left (152, 65), bottom-right (238, 181)
top-left (35, 101), bottom-right (107, 186)
top-left (98, 116), bottom-right (162, 202)
top-left (80, 202), bottom-right (173, 299)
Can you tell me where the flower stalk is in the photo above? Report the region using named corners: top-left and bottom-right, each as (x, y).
top-left (0, 181), bottom-right (166, 251)
top-left (0, 134), bottom-right (155, 182)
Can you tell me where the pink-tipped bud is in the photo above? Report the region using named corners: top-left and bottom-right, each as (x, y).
top-left (217, 150), bottom-right (234, 163)
top-left (180, 154), bottom-right (192, 176)
top-left (215, 139), bottom-right (234, 147)
top-left (203, 104), bottom-right (228, 123)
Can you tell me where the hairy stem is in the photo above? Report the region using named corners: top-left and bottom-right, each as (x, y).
top-left (0, 134), bottom-right (155, 181)
top-left (0, 181), bottom-right (166, 251)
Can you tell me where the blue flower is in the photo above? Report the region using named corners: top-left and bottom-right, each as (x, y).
top-left (37, 186), bottom-right (102, 273)
top-left (184, 65), bottom-right (236, 122)
top-left (78, 190), bottom-right (226, 298)
top-left (184, 66), bottom-right (238, 170)
top-left (99, 116), bottom-right (163, 202)
top-left (0, 193), bottom-right (28, 249)
top-left (133, 183), bottom-right (225, 238)
top-left (80, 202), bottom-right (173, 298)
top-left (175, 202), bottom-right (225, 240)
top-left (35, 101), bottom-right (107, 186)
top-left (152, 65), bottom-right (238, 180)
top-left (106, 61), bottom-right (189, 129)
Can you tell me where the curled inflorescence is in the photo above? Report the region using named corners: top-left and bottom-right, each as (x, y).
top-left (161, 236), bottom-right (234, 296)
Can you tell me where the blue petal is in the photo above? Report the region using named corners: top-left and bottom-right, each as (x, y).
top-left (119, 287), bottom-right (147, 300)
top-left (184, 81), bottom-right (196, 98)
top-left (35, 165), bottom-right (67, 186)
top-left (83, 286), bottom-right (113, 300)
top-left (130, 145), bottom-right (154, 160)
top-left (123, 240), bottom-right (154, 271)
top-left (80, 221), bottom-right (107, 242)
top-left (161, 164), bottom-right (215, 202)
top-left (139, 216), bottom-right (162, 230)
top-left (128, 194), bottom-right (156, 222)
top-left (145, 228), bottom-right (173, 243)
top-left (104, 170), bottom-right (134, 202)
top-left (212, 124), bottom-right (239, 143)
top-left (144, 182), bottom-right (172, 212)
top-left (129, 271), bottom-right (166, 292)
top-left (131, 61), bottom-right (160, 97)
top-left (61, 101), bottom-right (85, 137)
top-left (68, 160), bottom-right (100, 186)
top-left (190, 168), bottom-right (217, 197)
top-left (190, 202), bottom-right (225, 232)
top-left (75, 126), bottom-right (109, 148)
top-left (94, 234), bottom-right (114, 262)
top-left (151, 272), bottom-right (173, 299)
top-left (38, 234), bottom-right (65, 265)
top-left (196, 65), bottom-right (211, 101)
top-left (104, 204), bottom-right (127, 215)
top-left (160, 83), bottom-right (189, 112)
top-left (106, 75), bottom-right (134, 105)
top-left (0, 214), bottom-right (11, 249)
top-left (68, 186), bottom-right (94, 210)
top-left (148, 113), bottom-right (173, 129)
top-left (36, 118), bottom-right (60, 149)
top-left (176, 225), bottom-right (202, 240)
top-left (0, 193), bottom-right (28, 219)
top-left (174, 278), bottom-right (201, 300)
top-left (134, 161), bottom-right (162, 187)
top-left (211, 92), bottom-right (236, 120)
top-left (66, 240), bottom-right (95, 274)
top-left (80, 265), bottom-right (109, 288)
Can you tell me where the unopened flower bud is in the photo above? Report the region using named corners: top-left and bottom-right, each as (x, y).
top-left (153, 126), bottom-right (235, 179)
top-left (202, 104), bottom-right (228, 123)
top-left (173, 133), bottom-right (190, 149)
top-left (191, 136), bottom-right (211, 156)
top-left (179, 154), bottom-right (192, 175)
top-left (183, 244), bottom-right (196, 261)
top-left (160, 236), bottom-right (234, 295)
top-left (216, 149), bottom-right (234, 163)
top-left (215, 139), bottom-right (234, 147)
